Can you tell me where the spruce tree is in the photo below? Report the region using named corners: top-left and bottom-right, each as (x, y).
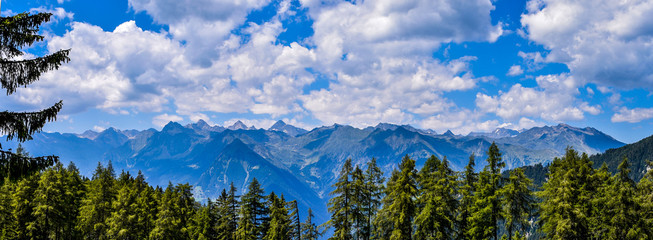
top-left (11, 171), bottom-right (40, 238)
top-left (457, 154), bottom-right (477, 240)
top-left (106, 171), bottom-right (140, 239)
top-left (78, 162), bottom-right (117, 239)
top-left (150, 182), bottom-right (196, 240)
top-left (385, 155), bottom-right (418, 240)
top-left (327, 158), bottom-right (353, 240)
top-left (372, 169), bottom-right (398, 239)
top-left (0, 178), bottom-right (14, 238)
top-left (287, 200), bottom-right (301, 240)
top-left (468, 143), bottom-right (505, 240)
top-left (190, 200), bottom-right (218, 240)
top-left (134, 173), bottom-right (159, 239)
top-left (62, 163), bottom-right (85, 239)
top-left (28, 162), bottom-right (68, 239)
top-left (636, 161), bottom-right (653, 239)
top-left (264, 192), bottom-right (291, 240)
top-left (414, 155), bottom-right (458, 240)
top-left (0, 11), bottom-right (70, 181)
top-left (500, 168), bottom-right (534, 240)
top-left (237, 178), bottom-right (268, 240)
top-left (351, 165), bottom-right (367, 239)
top-left (363, 158), bottom-right (384, 240)
top-left (301, 208), bottom-right (323, 240)
top-left (604, 157), bottom-right (642, 239)
top-left (217, 183), bottom-right (239, 240)
top-left (538, 148), bottom-right (594, 239)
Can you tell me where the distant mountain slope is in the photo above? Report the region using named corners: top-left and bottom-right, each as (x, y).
top-left (590, 134), bottom-right (653, 181)
top-left (0, 121), bottom-right (627, 223)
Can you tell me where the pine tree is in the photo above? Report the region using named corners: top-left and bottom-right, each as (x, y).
top-left (351, 165), bottom-right (367, 239)
top-left (150, 182), bottom-right (196, 240)
top-left (301, 208), bottom-right (323, 240)
top-left (106, 171), bottom-right (140, 239)
top-left (468, 143), bottom-right (505, 240)
top-left (11, 171), bottom-right (40, 238)
top-left (134, 172), bottom-right (158, 239)
top-left (363, 158), bottom-right (384, 240)
top-left (190, 199), bottom-right (218, 240)
top-left (604, 157), bottom-right (642, 239)
top-left (414, 155), bottom-right (458, 240)
top-left (385, 155), bottom-right (417, 240)
top-left (237, 178), bottom-right (268, 240)
top-left (372, 169), bottom-right (398, 239)
top-left (217, 183), bottom-right (239, 240)
top-left (538, 148), bottom-right (594, 239)
top-left (457, 154), bottom-right (477, 240)
top-left (500, 168), bottom-right (534, 240)
top-left (264, 192), bottom-right (291, 240)
top-left (78, 162), bottom-right (117, 239)
top-left (636, 161), bottom-right (653, 239)
top-left (28, 162), bottom-right (68, 239)
top-left (61, 163), bottom-right (85, 239)
top-left (327, 158), bottom-right (353, 240)
top-left (0, 11), bottom-right (70, 181)
top-left (0, 178), bottom-right (15, 238)
top-left (287, 200), bottom-right (301, 240)
top-left (590, 163), bottom-right (611, 237)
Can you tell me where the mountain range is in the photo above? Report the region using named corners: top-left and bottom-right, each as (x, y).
top-left (0, 120), bottom-right (625, 222)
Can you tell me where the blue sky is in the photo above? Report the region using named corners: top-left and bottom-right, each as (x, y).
top-left (1, 0), bottom-right (653, 143)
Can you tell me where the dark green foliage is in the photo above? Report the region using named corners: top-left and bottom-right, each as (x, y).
top-left (287, 200), bottom-right (301, 240)
top-left (190, 199), bottom-right (218, 240)
top-left (0, 11), bottom-right (70, 181)
top-left (264, 192), bottom-right (291, 240)
top-left (301, 208), bottom-right (323, 240)
top-left (590, 134), bottom-right (653, 182)
top-left (414, 155), bottom-right (458, 240)
top-left (327, 158), bottom-right (353, 240)
top-left (217, 183), bottom-right (239, 240)
top-left (604, 158), bottom-right (643, 239)
top-left (78, 162), bottom-right (117, 239)
top-left (150, 182), bottom-right (195, 240)
top-left (363, 158), bottom-right (384, 240)
top-left (500, 168), bottom-right (534, 240)
top-left (383, 155), bottom-right (418, 240)
top-left (457, 154), bottom-right (477, 240)
top-left (468, 142), bottom-right (505, 240)
top-left (538, 148), bottom-right (595, 239)
top-left (237, 178), bottom-right (268, 240)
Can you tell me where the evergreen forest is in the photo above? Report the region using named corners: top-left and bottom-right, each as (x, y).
top-left (1, 142), bottom-right (652, 240)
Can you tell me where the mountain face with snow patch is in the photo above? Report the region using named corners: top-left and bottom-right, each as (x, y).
top-left (0, 121), bottom-right (625, 222)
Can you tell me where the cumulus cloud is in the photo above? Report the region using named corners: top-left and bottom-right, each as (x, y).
top-left (128, 0), bottom-right (270, 65)
top-left (507, 65), bottom-right (524, 76)
top-left (521, 0), bottom-right (653, 89)
top-left (611, 107), bottom-right (653, 123)
top-left (15, 0), bottom-right (516, 132)
top-left (152, 113), bottom-right (184, 127)
top-left (11, 21), bottom-right (183, 114)
top-left (476, 74), bottom-right (600, 121)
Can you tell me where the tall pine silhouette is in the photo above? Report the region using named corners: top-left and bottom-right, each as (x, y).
top-left (0, 11), bottom-right (70, 181)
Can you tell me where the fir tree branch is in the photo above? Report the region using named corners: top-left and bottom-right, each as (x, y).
top-left (0, 149), bottom-right (58, 181)
top-left (0, 13), bottom-right (52, 55)
top-left (0, 49), bottom-right (70, 94)
top-left (0, 100), bottom-right (63, 142)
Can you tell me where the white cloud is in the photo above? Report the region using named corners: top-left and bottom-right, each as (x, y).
top-left (12, 21), bottom-right (182, 115)
top-left (476, 74), bottom-right (600, 121)
top-left (29, 7), bottom-right (74, 21)
top-left (612, 107), bottom-right (653, 123)
top-left (152, 113), bottom-right (183, 127)
top-left (507, 65), bottom-right (524, 76)
top-left (128, 0), bottom-right (270, 65)
top-left (521, 0), bottom-right (653, 89)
